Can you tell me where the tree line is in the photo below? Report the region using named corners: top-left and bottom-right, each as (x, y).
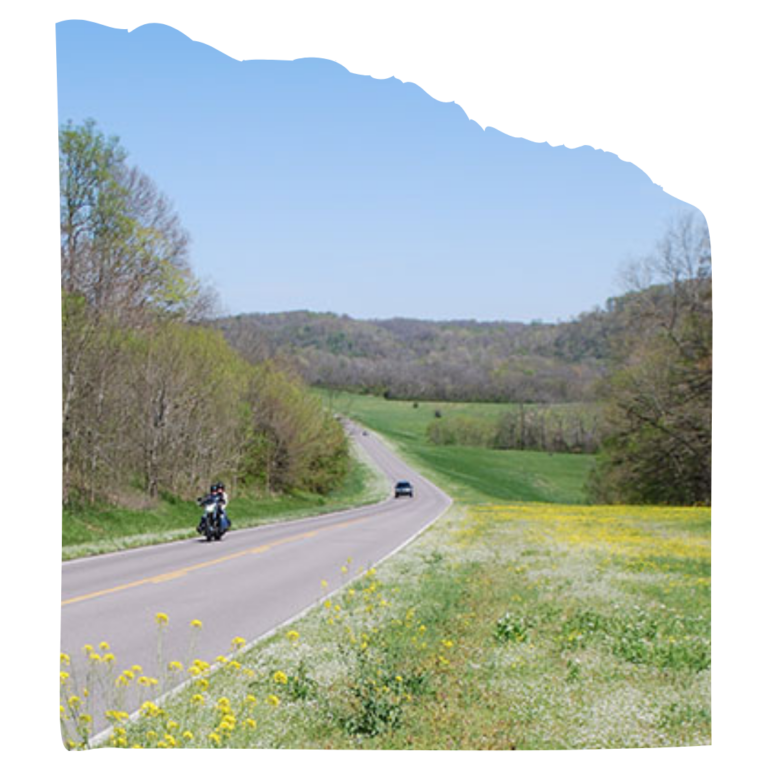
top-left (61, 120), bottom-right (348, 508)
top-left (427, 405), bottom-right (604, 454)
top-left (588, 215), bottom-right (712, 505)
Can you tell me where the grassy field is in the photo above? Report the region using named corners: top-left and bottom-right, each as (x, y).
top-left (325, 390), bottom-right (596, 504)
top-left (60, 394), bottom-right (710, 750)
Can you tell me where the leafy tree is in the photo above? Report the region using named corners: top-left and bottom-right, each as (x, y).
top-left (241, 362), bottom-right (348, 494)
top-left (124, 322), bottom-right (250, 498)
top-left (60, 119), bottom-right (204, 322)
top-left (588, 215), bottom-right (712, 504)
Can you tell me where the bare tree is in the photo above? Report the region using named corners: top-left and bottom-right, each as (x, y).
top-left (590, 214), bottom-right (712, 504)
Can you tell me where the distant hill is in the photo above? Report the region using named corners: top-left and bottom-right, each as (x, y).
top-left (212, 302), bottom-right (638, 403)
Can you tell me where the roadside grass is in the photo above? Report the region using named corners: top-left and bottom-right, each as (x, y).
top-left (63, 500), bottom-right (710, 750)
top-left (60, 394), bottom-right (709, 749)
top-left (62, 443), bottom-right (389, 561)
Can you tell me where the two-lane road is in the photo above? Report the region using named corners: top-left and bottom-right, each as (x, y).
top-left (61, 426), bottom-right (451, 720)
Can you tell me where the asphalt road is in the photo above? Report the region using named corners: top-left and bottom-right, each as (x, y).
top-left (60, 425), bottom-right (451, 730)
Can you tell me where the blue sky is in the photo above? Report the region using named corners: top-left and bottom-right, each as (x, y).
top-left (56, 20), bottom-right (700, 322)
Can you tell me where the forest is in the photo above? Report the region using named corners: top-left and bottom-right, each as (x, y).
top-left (61, 120), bottom-right (349, 509)
top-left (215, 312), bottom-right (607, 403)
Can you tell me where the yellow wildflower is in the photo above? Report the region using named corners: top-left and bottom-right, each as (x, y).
top-left (155, 612), bottom-right (169, 626)
top-left (273, 670), bottom-right (288, 685)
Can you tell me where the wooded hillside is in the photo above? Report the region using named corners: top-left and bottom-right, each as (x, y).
top-left (215, 312), bottom-right (614, 403)
top-left (214, 282), bottom-right (678, 405)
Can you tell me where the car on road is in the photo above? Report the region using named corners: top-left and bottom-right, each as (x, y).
top-left (394, 480), bottom-right (414, 498)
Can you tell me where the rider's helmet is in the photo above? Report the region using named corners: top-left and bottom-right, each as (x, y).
top-left (215, 482), bottom-right (225, 492)
top-left (210, 484), bottom-right (218, 495)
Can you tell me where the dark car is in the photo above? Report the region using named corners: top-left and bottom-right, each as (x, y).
top-left (394, 481), bottom-right (414, 498)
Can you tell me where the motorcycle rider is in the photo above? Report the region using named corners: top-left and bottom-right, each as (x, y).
top-left (197, 482), bottom-right (230, 534)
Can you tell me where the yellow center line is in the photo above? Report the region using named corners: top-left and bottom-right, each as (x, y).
top-left (62, 518), bottom-right (356, 607)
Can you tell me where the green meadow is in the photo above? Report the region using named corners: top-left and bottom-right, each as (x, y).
top-left (324, 390), bottom-right (597, 504)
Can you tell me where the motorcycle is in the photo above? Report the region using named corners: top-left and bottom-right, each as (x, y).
top-left (196, 493), bottom-right (231, 541)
